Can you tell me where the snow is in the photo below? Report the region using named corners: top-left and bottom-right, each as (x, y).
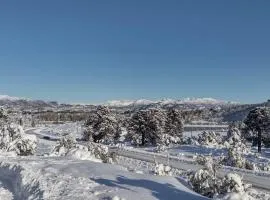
top-left (0, 125), bottom-right (209, 199)
top-left (0, 182), bottom-right (13, 200)
top-left (215, 192), bottom-right (252, 200)
top-left (0, 157), bottom-right (208, 200)
top-left (2, 123), bottom-right (270, 199)
top-left (34, 122), bottom-right (83, 139)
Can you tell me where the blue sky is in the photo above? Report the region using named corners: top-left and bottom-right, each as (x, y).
top-left (0, 0), bottom-right (269, 104)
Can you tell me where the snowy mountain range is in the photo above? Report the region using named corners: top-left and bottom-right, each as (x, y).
top-left (0, 94), bottom-right (240, 110)
top-left (105, 98), bottom-right (238, 107)
top-left (1, 94), bottom-right (268, 122)
top-left (0, 94), bottom-right (58, 109)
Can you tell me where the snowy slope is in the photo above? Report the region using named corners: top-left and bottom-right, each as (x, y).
top-left (0, 157), bottom-right (208, 200)
top-left (0, 126), bottom-right (208, 200)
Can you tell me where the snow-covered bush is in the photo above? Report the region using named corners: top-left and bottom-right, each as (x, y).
top-left (257, 162), bottom-right (270, 171)
top-left (65, 144), bottom-right (101, 162)
top-left (153, 163), bottom-right (172, 176)
top-left (190, 168), bottom-right (220, 197)
top-left (159, 133), bottom-right (182, 146)
top-left (222, 147), bottom-right (251, 169)
top-left (52, 134), bottom-right (77, 156)
top-left (182, 136), bottom-right (200, 145)
top-left (196, 131), bottom-right (222, 147)
top-left (196, 155), bottom-right (221, 174)
top-left (88, 142), bottom-right (113, 163)
top-left (224, 128), bottom-right (249, 154)
top-left (190, 167), bottom-right (252, 199)
top-left (221, 127), bottom-right (255, 170)
top-left (220, 173), bottom-right (250, 194)
top-left (191, 153), bottom-right (252, 199)
top-left (154, 144), bottom-right (167, 153)
top-left (51, 134), bottom-right (112, 162)
top-left (0, 123), bottom-right (37, 156)
top-left (215, 173), bottom-right (252, 200)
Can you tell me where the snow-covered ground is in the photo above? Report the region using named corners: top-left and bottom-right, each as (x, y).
top-left (0, 156), bottom-right (207, 200)
top-left (1, 123), bottom-right (270, 199)
top-left (37, 122), bottom-right (84, 139)
top-left (0, 125), bottom-right (209, 200)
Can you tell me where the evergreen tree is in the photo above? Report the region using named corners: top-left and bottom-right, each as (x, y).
top-left (127, 109), bottom-right (166, 146)
top-left (165, 108), bottom-right (184, 138)
top-left (244, 107), bottom-right (270, 152)
top-left (83, 106), bottom-right (120, 144)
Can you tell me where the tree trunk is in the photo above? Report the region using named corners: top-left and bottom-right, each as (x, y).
top-left (258, 129), bottom-right (262, 153)
top-left (142, 132), bottom-right (145, 146)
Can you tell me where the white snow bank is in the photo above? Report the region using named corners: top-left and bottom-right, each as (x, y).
top-left (0, 184), bottom-right (13, 200)
top-left (215, 192), bottom-right (253, 200)
top-left (0, 157), bottom-right (208, 200)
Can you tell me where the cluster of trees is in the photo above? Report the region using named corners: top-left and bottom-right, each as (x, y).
top-left (83, 106), bottom-right (184, 146)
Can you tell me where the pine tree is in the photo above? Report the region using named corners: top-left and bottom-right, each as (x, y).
top-left (83, 106), bottom-right (120, 144)
top-left (165, 108), bottom-right (184, 138)
top-left (244, 107), bottom-right (270, 152)
top-left (127, 108), bottom-right (166, 146)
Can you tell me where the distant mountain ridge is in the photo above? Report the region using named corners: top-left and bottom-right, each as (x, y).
top-left (0, 94), bottom-right (58, 110)
top-left (1, 94), bottom-right (269, 122)
top-left (0, 95), bottom-right (24, 101)
top-left (105, 97), bottom-right (238, 107)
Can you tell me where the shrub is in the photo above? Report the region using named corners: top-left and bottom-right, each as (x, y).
top-left (0, 123), bottom-right (37, 156)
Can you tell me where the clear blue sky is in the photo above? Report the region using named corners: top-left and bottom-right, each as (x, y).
top-left (0, 0), bottom-right (269, 104)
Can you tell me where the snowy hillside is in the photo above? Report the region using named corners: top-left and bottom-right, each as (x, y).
top-left (0, 157), bottom-right (207, 200)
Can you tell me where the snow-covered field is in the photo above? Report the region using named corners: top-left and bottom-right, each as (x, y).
top-left (35, 122), bottom-right (84, 139)
top-left (0, 125), bottom-right (209, 200)
top-left (0, 154), bottom-right (207, 200)
top-left (1, 122), bottom-right (270, 199)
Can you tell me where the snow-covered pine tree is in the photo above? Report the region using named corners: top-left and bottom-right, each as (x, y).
top-left (197, 131), bottom-right (221, 146)
top-left (83, 106), bottom-right (121, 144)
top-left (224, 127), bottom-right (248, 152)
top-left (244, 107), bottom-right (270, 152)
top-left (164, 108), bottom-right (184, 142)
top-left (127, 108), bottom-right (166, 146)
